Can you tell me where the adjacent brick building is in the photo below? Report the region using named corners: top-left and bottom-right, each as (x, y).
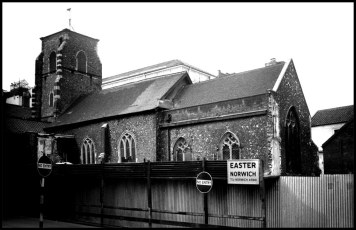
top-left (322, 119), bottom-right (354, 174)
top-left (31, 28), bottom-right (320, 176)
top-left (311, 105), bottom-right (354, 173)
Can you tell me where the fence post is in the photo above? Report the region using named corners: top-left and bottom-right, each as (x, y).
top-left (146, 160), bottom-right (152, 228)
top-left (259, 160), bottom-right (266, 228)
top-left (202, 158), bottom-right (208, 225)
top-left (39, 177), bottom-right (45, 228)
top-left (100, 163), bottom-right (105, 227)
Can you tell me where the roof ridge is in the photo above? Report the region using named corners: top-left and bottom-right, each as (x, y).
top-left (104, 59), bottom-right (180, 80)
top-left (103, 59), bottom-right (216, 82)
top-left (229, 62), bottom-right (285, 77)
top-left (102, 71), bottom-right (188, 92)
top-left (315, 105), bottom-right (354, 113)
top-left (175, 59), bottom-right (216, 76)
top-left (180, 62), bottom-right (286, 87)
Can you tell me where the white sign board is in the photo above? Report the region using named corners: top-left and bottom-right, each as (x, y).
top-left (227, 159), bottom-right (260, 185)
top-left (38, 163), bottom-right (52, 170)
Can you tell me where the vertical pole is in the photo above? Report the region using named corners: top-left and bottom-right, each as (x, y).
top-left (167, 129), bottom-right (171, 161)
top-left (100, 163), bottom-right (104, 227)
top-left (259, 160), bottom-right (266, 228)
top-left (39, 177), bottom-right (45, 228)
top-left (202, 158), bottom-right (208, 225)
top-left (100, 124), bottom-right (107, 227)
top-left (147, 160), bottom-right (152, 228)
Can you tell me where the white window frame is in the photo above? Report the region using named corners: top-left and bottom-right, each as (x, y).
top-left (81, 137), bottom-right (96, 164)
top-left (118, 132), bottom-right (137, 163)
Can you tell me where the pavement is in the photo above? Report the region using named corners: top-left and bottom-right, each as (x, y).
top-left (2, 216), bottom-right (100, 228)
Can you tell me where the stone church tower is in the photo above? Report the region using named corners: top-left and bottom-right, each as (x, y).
top-left (31, 29), bottom-right (102, 122)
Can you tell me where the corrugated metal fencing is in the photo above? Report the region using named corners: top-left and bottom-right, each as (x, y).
top-left (266, 174), bottom-right (354, 228)
top-left (46, 163), bottom-right (353, 228)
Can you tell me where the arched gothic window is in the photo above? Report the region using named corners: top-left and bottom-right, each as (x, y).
top-left (49, 51), bottom-right (56, 72)
top-left (81, 138), bottom-right (96, 164)
top-left (76, 51), bottom-right (87, 73)
top-left (285, 107), bottom-right (301, 174)
top-left (172, 137), bottom-right (191, 161)
top-left (118, 132), bottom-right (136, 163)
top-left (49, 92), bottom-right (54, 107)
top-left (219, 132), bottom-right (240, 160)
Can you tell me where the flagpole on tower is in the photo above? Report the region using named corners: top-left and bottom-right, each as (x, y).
top-left (67, 8), bottom-right (74, 31)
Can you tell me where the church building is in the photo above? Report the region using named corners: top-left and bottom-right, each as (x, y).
top-left (31, 28), bottom-right (320, 176)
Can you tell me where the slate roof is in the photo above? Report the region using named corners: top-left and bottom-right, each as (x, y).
top-left (103, 59), bottom-right (214, 83)
top-left (173, 62), bottom-right (285, 108)
top-left (4, 104), bottom-right (49, 133)
top-left (5, 117), bottom-right (49, 134)
top-left (48, 72), bottom-right (188, 128)
top-left (5, 104), bottom-right (32, 119)
top-left (311, 105), bottom-right (354, 127)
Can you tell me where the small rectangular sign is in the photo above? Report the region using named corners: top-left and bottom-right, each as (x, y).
top-left (38, 163), bottom-right (52, 169)
top-left (227, 159), bottom-right (260, 185)
top-left (196, 179), bottom-right (212, 186)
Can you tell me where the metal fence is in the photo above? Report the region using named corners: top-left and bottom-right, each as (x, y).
top-left (45, 162), bottom-right (353, 228)
top-left (266, 174), bottom-right (354, 228)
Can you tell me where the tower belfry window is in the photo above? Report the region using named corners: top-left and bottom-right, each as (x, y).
top-left (49, 92), bottom-right (54, 107)
top-left (49, 51), bottom-right (56, 72)
top-left (76, 51), bottom-right (87, 73)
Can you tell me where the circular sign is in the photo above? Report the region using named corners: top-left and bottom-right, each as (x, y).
top-left (37, 155), bottom-right (53, 177)
top-left (196, 171), bottom-right (213, 193)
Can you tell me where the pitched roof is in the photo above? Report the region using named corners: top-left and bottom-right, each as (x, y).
top-left (5, 104), bottom-right (32, 119)
top-left (322, 118), bottom-right (354, 148)
top-left (173, 62), bottom-right (285, 108)
top-left (48, 72), bottom-right (188, 128)
top-left (103, 59), bottom-right (214, 83)
top-left (5, 117), bottom-right (49, 134)
top-left (40, 28), bottom-right (99, 42)
top-left (311, 105), bottom-right (354, 127)
top-left (4, 104), bottom-right (49, 133)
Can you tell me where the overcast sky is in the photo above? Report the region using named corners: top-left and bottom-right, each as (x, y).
top-left (2, 2), bottom-right (354, 116)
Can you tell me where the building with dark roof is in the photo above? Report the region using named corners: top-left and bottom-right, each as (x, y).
top-left (322, 118), bottom-right (354, 174)
top-left (311, 105), bottom-right (354, 173)
top-left (26, 28), bottom-right (320, 177)
top-left (312, 105), bottom-right (354, 127)
top-left (3, 103), bottom-right (49, 217)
